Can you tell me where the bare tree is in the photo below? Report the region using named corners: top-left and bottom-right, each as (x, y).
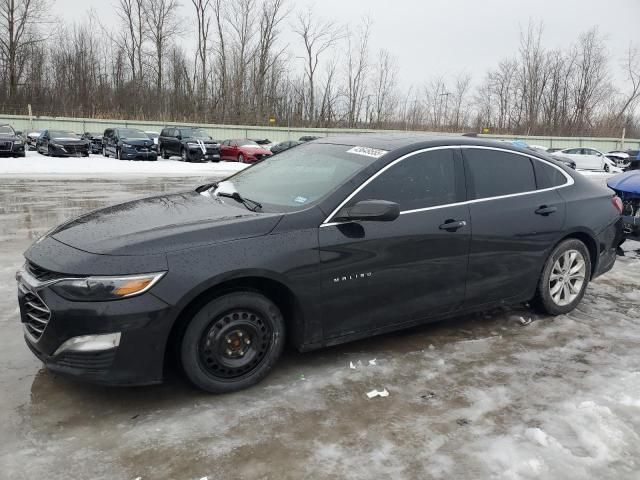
top-left (0, 0), bottom-right (52, 97)
top-left (294, 7), bottom-right (343, 123)
top-left (371, 49), bottom-right (398, 127)
top-left (144, 0), bottom-right (181, 93)
top-left (115, 0), bottom-right (147, 86)
top-left (191, 0), bottom-right (211, 103)
top-left (616, 44), bottom-right (640, 122)
top-left (344, 17), bottom-right (371, 127)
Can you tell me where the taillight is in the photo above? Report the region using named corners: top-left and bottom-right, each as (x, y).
top-left (611, 196), bottom-right (623, 214)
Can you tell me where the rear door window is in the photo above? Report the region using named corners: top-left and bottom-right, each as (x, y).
top-left (349, 148), bottom-right (461, 211)
top-left (533, 159), bottom-right (569, 189)
top-left (463, 148), bottom-right (536, 199)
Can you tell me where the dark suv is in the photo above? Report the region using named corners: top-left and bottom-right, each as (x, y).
top-left (158, 126), bottom-right (220, 162)
top-left (102, 128), bottom-right (157, 161)
top-left (0, 124), bottom-right (26, 157)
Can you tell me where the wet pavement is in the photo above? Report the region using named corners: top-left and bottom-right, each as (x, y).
top-left (1, 177), bottom-right (640, 479)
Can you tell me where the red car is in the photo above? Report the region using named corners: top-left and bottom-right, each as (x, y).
top-left (220, 139), bottom-right (273, 163)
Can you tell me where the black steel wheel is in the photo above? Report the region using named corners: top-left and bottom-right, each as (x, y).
top-left (180, 292), bottom-right (285, 393)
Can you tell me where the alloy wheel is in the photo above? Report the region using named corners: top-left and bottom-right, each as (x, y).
top-left (181, 149), bottom-right (187, 161)
top-left (198, 309), bottom-right (273, 379)
top-left (238, 154), bottom-right (244, 163)
top-left (549, 249), bottom-right (586, 306)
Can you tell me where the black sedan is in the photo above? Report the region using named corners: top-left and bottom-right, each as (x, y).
top-left (37, 130), bottom-right (89, 157)
top-left (0, 124), bottom-right (26, 157)
top-left (17, 135), bottom-right (623, 393)
top-left (270, 140), bottom-right (302, 155)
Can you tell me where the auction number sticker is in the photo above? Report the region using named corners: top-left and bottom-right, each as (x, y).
top-left (346, 146), bottom-right (388, 158)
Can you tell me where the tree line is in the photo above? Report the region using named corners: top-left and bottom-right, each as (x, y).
top-left (1, 0), bottom-right (639, 137)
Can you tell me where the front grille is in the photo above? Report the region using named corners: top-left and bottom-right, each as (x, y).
top-left (19, 283), bottom-right (51, 341)
top-left (134, 145), bottom-right (152, 152)
top-left (26, 261), bottom-right (65, 282)
top-left (54, 350), bottom-right (116, 372)
top-left (62, 144), bottom-right (86, 154)
top-left (0, 141), bottom-right (12, 151)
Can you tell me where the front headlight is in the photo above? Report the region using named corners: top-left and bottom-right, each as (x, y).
top-left (50, 272), bottom-right (165, 301)
top-left (14, 140), bottom-right (23, 145)
top-left (122, 143), bottom-right (133, 148)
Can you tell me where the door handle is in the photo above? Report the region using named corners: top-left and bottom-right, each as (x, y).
top-left (535, 205), bottom-right (557, 216)
top-left (439, 219), bottom-right (467, 232)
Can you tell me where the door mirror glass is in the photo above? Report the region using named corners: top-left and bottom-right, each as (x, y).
top-left (335, 200), bottom-right (400, 222)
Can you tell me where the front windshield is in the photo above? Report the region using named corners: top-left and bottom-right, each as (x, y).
top-left (0, 125), bottom-right (15, 135)
top-left (50, 130), bottom-right (79, 139)
top-left (214, 143), bottom-right (382, 212)
top-left (118, 129), bottom-right (149, 140)
top-left (181, 128), bottom-right (210, 138)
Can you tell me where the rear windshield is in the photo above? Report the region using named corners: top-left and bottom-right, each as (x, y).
top-left (213, 143), bottom-right (383, 212)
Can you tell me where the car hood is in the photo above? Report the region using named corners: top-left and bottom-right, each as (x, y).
top-left (49, 191), bottom-right (283, 256)
top-left (241, 146), bottom-right (271, 155)
top-left (607, 171), bottom-right (640, 195)
top-left (0, 134), bottom-right (18, 140)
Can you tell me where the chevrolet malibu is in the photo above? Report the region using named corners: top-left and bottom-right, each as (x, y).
top-left (16, 135), bottom-right (623, 393)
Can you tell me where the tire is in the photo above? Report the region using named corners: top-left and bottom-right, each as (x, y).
top-left (604, 163), bottom-right (610, 173)
top-left (238, 153), bottom-right (245, 163)
top-left (116, 148), bottom-right (122, 160)
top-left (180, 292), bottom-right (285, 394)
top-left (161, 147), bottom-right (169, 160)
top-left (535, 239), bottom-right (591, 315)
top-left (103, 146), bottom-right (109, 158)
top-left (47, 145), bottom-right (52, 157)
top-left (181, 148), bottom-right (189, 162)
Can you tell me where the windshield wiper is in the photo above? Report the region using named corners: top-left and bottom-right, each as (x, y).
top-left (195, 182), bottom-right (218, 193)
top-left (217, 191), bottom-right (262, 212)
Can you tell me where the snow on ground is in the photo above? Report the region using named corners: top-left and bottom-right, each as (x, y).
top-left (0, 150), bottom-right (247, 177)
top-left (0, 165), bottom-right (638, 479)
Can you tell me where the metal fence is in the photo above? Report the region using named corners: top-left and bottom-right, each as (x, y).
top-left (1, 113), bottom-right (638, 152)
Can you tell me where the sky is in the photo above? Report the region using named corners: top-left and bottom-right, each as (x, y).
top-left (57, 0), bottom-right (640, 90)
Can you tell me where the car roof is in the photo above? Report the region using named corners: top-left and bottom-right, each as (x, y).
top-left (314, 133), bottom-right (542, 155)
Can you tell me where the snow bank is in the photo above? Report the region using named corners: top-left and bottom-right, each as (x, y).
top-left (0, 151), bottom-right (247, 178)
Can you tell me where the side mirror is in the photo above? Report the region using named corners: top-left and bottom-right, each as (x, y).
top-left (335, 200), bottom-right (400, 222)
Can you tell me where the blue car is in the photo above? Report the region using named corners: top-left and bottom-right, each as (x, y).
top-left (608, 170), bottom-right (640, 239)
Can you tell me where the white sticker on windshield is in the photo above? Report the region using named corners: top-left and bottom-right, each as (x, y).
top-left (346, 146), bottom-right (388, 158)
top-left (294, 196), bottom-right (308, 204)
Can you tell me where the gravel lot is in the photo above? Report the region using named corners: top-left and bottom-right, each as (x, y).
top-left (0, 169), bottom-right (639, 480)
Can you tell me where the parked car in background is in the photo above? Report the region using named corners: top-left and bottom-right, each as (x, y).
top-left (626, 150), bottom-right (640, 170)
top-left (37, 130), bottom-right (89, 157)
top-left (270, 140), bottom-right (302, 155)
top-left (102, 128), bottom-right (157, 161)
top-left (26, 130), bottom-right (43, 150)
top-left (607, 170), bottom-right (640, 239)
top-left (158, 126), bottom-right (220, 162)
top-left (551, 147), bottom-right (609, 171)
top-left (606, 151), bottom-right (630, 169)
top-left (220, 139), bottom-right (272, 163)
top-left (299, 135), bottom-right (321, 142)
top-left (82, 132), bottom-right (103, 154)
top-left (547, 148), bottom-right (565, 153)
top-left (249, 138), bottom-right (276, 149)
top-left (16, 135), bottom-right (623, 393)
top-left (0, 124), bottom-right (26, 157)
top-left (145, 131), bottom-right (160, 146)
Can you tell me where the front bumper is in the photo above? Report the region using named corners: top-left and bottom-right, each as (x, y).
top-left (622, 214), bottom-right (640, 239)
top-left (186, 147), bottom-right (220, 162)
top-left (17, 269), bottom-right (174, 385)
top-left (0, 141), bottom-right (25, 156)
top-left (121, 148), bottom-right (158, 160)
top-left (50, 144), bottom-right (89, 156)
